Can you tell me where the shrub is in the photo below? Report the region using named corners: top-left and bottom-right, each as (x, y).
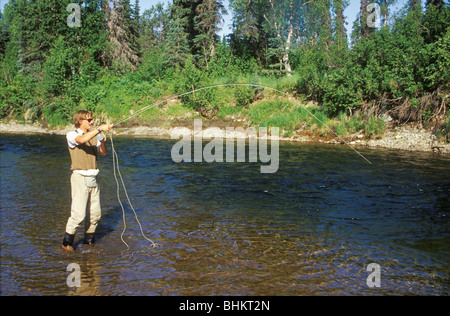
top-left (0, 74), bottom-right (34, 118)
top-left (234, 85), bottom-right (256, 108)
top-left (42, 96), bottom-right (77, 127)
top-left (364, 116), bottom-right (386, 139)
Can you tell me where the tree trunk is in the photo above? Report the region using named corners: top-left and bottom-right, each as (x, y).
top-left (283, 23), bottom-right (293, 76)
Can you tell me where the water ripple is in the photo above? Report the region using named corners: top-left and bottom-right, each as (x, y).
top-left (1, 134), bottom-right (449, 295)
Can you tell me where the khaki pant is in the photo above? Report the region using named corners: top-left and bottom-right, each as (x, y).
top-left (65, 172), bottom-right (102, 235)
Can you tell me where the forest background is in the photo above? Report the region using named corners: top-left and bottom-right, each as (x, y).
top-left (0, 0), bottom-right (449, 140)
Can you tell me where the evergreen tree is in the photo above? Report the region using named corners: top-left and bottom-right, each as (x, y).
top-left (140, 3), bottom-right (169, 49)
top-left (351, 0), bottom-right (376, 43)
top-left (0, 9), bottom-right (7, 57)
top-left (359, 0), bottom-right (373, 38)
top-left (44, 0), bottom-right (108, 95)
top-left (408, 0), bottom-right (421, 11)
top-left (426, 0), bottom-right (445, 8)
top-left (193, 0), bottom-right (227, 69)
top-left (0, 8), bottom-right (15, 87)
top-left (165, 2), bottom-right (190, 69)
top-left (423, 0), bottom-right (450, 43)
top-left (78, 0), bottom-right (110, 70)
top-left (124, 0), bottom-right (141, 55)
top-left (133, 0), bottom-right (142, 52)
top-left (1, 0), bottom-right (108, 120)
top-left (4, 0), bottom-right (71, 76)
top-left (317, 0), bottom-right (333, 57)
top-left (134, 0), bottom-right (141, 23)
top-left (107, 0), bottom-right (141, 73)
top-left (135, 3), bottom-right (170, 82)
top-left (4, 0), bottom-right (107, 89)
top-left (172, 0), bottom-right (199, 57)
top-left (229, 0), bottom-right (269, 67)
top-left (331, 0), bottom-right (349, 68)
top-left (377, 0), bottom-right (397, 27)
top-left (171, 0), bottom-right (227, 69)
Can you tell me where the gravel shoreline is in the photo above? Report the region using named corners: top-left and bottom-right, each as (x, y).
top-left (1, 120), bottom-right (449, 154)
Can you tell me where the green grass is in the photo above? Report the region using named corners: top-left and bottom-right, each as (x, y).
top-left (165, 103), bottom-right (193, 117)
top-left (25, 71), bottom-right (387, 140)
top-left (363, 116), bottom-right (386, 138)
top-left (252, 101), bottom-right (386, 139)
top-left (437, 112), bottom-right (450, 142)
top-left (217, 105), bottom-right (247, 120)
top-left (250, 100), bottom-right (291, 126)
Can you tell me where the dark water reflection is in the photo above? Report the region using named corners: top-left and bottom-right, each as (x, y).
top-left (0, 133), bottom-right (449, 295)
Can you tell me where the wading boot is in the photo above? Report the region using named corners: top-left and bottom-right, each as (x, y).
top-left (62, 233), bottom-right (75, 252)
top-left (83, 233), bottom-right (95, 245)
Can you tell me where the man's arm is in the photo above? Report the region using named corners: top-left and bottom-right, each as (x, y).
top-left (75, 124), bottom-right (112, 146)
top-left (99, 136), bottom-right (107, 156)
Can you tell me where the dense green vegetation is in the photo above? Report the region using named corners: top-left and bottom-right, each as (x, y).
top-left (0, 0), bottom-right (449, 139)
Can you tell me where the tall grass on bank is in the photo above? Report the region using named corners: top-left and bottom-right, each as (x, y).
top-left (437, 112), bottom-right (450, 142)
top-left (251, 99), bottom-right (386, 139)
top-left (2, 71), bottom-right (386, 140)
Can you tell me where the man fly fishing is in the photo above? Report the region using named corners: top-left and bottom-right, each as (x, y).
top-left (62, 110), bottom-right (113, 252)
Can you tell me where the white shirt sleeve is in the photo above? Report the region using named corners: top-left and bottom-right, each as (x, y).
top-left (67, 131), bottom-right (80, 149)
top-left (67, 129), bottom-right (102, 149)
top-left (96, 134), bottom-right (102, 149)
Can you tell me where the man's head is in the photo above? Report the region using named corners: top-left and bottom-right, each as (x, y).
top-left (73, 110), bottom-right (93, 130)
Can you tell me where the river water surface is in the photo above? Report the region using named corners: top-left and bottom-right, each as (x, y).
top-left (0, 133), bottom-right (449, 296)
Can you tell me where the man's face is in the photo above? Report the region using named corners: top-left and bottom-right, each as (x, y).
top-left (80, 114), bottom-right (93, 131)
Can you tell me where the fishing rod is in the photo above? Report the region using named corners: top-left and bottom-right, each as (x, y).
top-left (110, 83), bottom-right (373, 165)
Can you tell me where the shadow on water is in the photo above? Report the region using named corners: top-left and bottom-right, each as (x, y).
top-left (71, 205), bottom-right (124, 249)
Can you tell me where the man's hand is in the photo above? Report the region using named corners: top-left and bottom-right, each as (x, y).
top-left (98, 124), bottom-right (113, 132)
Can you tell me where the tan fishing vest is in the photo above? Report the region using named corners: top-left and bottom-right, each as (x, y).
top-left (68, 136), bottom-right (98, 171)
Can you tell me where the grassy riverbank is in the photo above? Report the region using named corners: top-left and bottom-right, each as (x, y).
top-left (2, 72), bottom-right (436, 138)
top-left (2, 83), bottom-right (449, 154)
top-left (0, 77), bottom-right (390, 141)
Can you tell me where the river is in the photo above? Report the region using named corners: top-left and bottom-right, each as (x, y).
top-left (0, 133), bottom-right (449, 295)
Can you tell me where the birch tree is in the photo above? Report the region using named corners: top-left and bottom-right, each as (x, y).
top-left (263, 0), bottom-right (310, 76)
